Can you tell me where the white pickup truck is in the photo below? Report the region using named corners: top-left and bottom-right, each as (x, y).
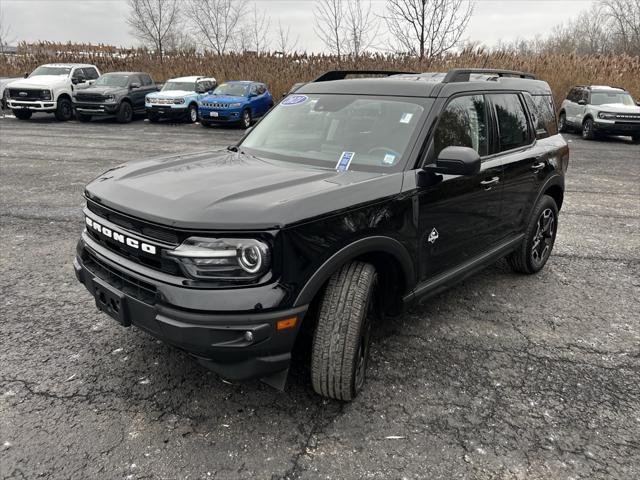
top-left (5, 63), bottom-right (100, 121)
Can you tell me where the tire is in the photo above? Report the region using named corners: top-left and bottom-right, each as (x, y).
top-left (54, 97), bottom-right (73, 121)
top-left (507, 195), bottom-right (559, 274)
top-left (582, 117), bottom-right (596, 140)
top-left (76, 112), bottom-right (91, 122)
top-left (187, 104), bottom-right (198, 123)
top-left (558, 112), bottom-right (568, 133)
top-left (311, 261), bottom-right (378, 401)
top-left (632, 134), bottom-right (640, 144)
top-left (116, 102), bottom-right (133, 123)
top-left (200, 120), bottom-right (213, 128)
top-left (13, 109), bottom-right (32, 120)
top-left (241, 108), bottom-right (252, 129)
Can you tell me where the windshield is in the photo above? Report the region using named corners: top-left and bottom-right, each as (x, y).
top-left (591, 91), bottom-right (635, 106)
top-left (162, 81), bottom-right (195, 92)
top-left (214, 83), bottom-right (249, 96)
top-left (240, 94), bottom-right (430, 172)
top-left (95, 74), bottom-right (130, 87)
top-left (30, 66), bottom-right (71, 77)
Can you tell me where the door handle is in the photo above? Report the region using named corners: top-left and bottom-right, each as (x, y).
top-left (480, 177), bottom-right (500, 189)
top-left (531, 161), bottom-right (546, 171)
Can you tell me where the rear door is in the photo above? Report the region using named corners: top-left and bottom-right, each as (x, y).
top-left (488, 92), bottom-right (546, 238)
top-left (416, 93), bottom-right (505, 279)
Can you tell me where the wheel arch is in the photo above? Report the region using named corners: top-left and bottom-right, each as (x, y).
top-left (544, 184), bottom-right (564, 211)
top-left (293, 236), bottom-right (415, 312)
top-left (57, 92), bottom-right (72, 103)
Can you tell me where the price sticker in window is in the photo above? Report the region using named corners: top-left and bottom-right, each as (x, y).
top-left (336, 151), bottom-right (355, 171)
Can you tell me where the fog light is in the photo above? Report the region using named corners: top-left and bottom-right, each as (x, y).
top-left (244, 331), bottom-right (254, 342)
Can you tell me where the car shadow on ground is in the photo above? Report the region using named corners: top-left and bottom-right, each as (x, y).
top-left (561, 131), bottom-right (638, 145)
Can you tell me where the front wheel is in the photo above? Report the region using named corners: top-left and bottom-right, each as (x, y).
top-left (116, 102), bottom-right (133, 123)
top-left (187, 104), bottom-right (198, 123)
top-left (311, 261), bottom-right (378, 401)
top-left (54, 97), bottom-right (73, 121)
top-left (507, 195), bottom-right (559, 274)
top-left (13, 109), bottom-right (32, 120)
top-left (558, 112), bottom-right (568, 133)
top-left (241, 109), bottom-right (252, 129)
top-left (582, 118), bottom-right (596, 140)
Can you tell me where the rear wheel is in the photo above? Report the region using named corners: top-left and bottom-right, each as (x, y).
top-left (558, 112), bottom-right (568, 133)
top-left (116, 102), bottom-right (133, 123)
top-left (582, 118), bottom-right (596, 140)
top-left (76, 112), bottom-right (91, 122)
top-left (507, 195), bottom-right (559, 274)
top-left (188, 104), bottom-right (198, 123)
top-left (13, 109), bottom-right (32, 120)
top-left (311, 261), bottom-right (378, 401)
top-left (54, 97), bottom-right (73, 121)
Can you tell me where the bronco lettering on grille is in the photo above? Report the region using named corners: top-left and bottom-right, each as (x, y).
top-left (85, 217), bottom-right (158, 255)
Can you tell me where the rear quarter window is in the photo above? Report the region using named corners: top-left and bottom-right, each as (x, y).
top-left (525, 94), bottom-right (558, 139)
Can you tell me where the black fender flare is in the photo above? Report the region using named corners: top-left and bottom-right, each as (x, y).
top-left (530, 174), bottom-right (565, 217)
top-left (293, 236), bottom-right (415, 307)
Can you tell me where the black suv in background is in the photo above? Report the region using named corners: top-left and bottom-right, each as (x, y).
top-left (73, 72), bottom-right (158, 123)
top-left (74, 69), bottom-right (569, 401)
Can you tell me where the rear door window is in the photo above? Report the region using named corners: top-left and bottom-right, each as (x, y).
top-left (433, 95), bottom-right (489, 158)
top-left (489, 94), bottom-right (532, 152)
top-left (524, 94), bottom-right (558, 139)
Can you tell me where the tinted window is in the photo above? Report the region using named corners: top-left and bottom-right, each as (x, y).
top-left (567, 88), bottom-right (579, 102)
top-left (141, 74), bottom-right (153, 86)
top-left (83, 68), bottom-right (99, 80)
top-left (490, 94), bottom-right (531, 151)
top-left (433, 95), bottom-right (488, 158)
top-left (130, 74), bottom-right (142, 86)
top-left (72, 69), bottom-right (86, 80)
top-left (525, 94), bottom-right (558, 139)
top-left (250, 84), bottom-right (259, 95)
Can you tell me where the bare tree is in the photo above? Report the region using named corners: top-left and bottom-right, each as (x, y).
top-left (0, 3), bottom-right (15, 54)
top-left (126, 0), bottom-right (181, 65)
top-left (275, 20), bottom-right (299, 55)
top-left (384, 0), bottom-right (474, 59)
top-left (314, 0), bottom-right (345, 56)
top-left (247, 2), bottom-right (270, 53)
top-left (344, 0), bottom-right (380, 57)
top-left (602, 0), bottom-right (640, 55)
top-left (186, 0), bottom-right (248, 54)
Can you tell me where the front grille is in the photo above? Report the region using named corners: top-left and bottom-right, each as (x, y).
top-left (75, 92), bottom-right (106, 102)
top-left (614, 114), bottom-right (640, 121)
top-left (201, 102), bottom-right (228, 108)
top-left (148, 98), bottom-right (176, 105)
top-left (8, 88), bottom-right (49, 101)
top-left (83, 249), bottom-right (157, 305)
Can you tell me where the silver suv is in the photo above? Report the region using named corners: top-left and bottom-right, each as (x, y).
top-left (559, 85), bottom-right (640, 143)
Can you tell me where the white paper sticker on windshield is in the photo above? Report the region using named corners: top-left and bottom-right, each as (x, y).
top-left (400, 113), bottom-right (413, 124)
top-left (383, 153), bottom-right (396, 165)
top-left (336, 152), bottom-right (355, 171)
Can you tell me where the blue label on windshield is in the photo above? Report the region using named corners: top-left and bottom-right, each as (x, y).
top-left (336, 152), bottom-right (355, 171)
top-left (281, 95), bottom-right (308, 106)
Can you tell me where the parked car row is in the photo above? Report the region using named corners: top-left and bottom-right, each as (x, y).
top-left (3, 63), bottom-right (274, 128)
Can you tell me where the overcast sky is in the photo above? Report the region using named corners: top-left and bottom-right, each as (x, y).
top-left (2, 0), bottom-right (595, 51)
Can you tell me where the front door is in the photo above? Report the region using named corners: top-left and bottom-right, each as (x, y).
top-left (417, 94), bottom-right (504, 280)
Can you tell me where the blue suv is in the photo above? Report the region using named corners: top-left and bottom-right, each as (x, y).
top-left (198, 81), bottom-right (273, 128)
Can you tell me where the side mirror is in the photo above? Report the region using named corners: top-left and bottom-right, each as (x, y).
top-left (130, 82), bottom-right (141, 89)
top-left (249, 92), bottom-right (257, 98)
top-left (71, 78), bottom-right (79, 85)
top-left (424, 147), bottom-right (481, 176)
top-left (578, 99), bottom-right (587, 106)
top-left (636, 101), bottom-right (640, 106)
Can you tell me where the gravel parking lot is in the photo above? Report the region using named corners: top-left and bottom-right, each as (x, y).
top-left (1, 113), bottom-right (639, 480)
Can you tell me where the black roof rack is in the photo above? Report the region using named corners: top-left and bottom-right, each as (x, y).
top-left (443, 68), bottom-right (537, 83)
top-left (312, 70), bottom-right (417, 83)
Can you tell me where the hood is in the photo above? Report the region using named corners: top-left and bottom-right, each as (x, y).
top-left (85, 150), bottom-right (402, 230)
top-left (202, 94), bottom-right (247, 104)
top-left (148, 90), bottom-right (193, 99)
top-left (7, 75), bottom-right (68, 89)
top-left (78, 85), bottom-right (125, 95)
top-left (595, 103), bottom-right (640, 113)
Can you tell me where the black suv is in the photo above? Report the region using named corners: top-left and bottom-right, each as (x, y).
top-left (74, 69), bottom-right (569, 400)
top-left (73, 72), bottom-right (158, 123)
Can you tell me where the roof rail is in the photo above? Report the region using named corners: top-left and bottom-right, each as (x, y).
top-left (443, 68), bottom-right (537, 83)
top-left (312, 70), bottom-right (417, 83)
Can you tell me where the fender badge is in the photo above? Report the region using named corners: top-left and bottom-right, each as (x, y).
top-left (428, 228), bottom-right (439, 244)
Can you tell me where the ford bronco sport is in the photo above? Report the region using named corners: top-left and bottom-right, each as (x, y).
top-left (559, 85), bottom-right (640, 143)
top-left (74, 69), bottom-right (569, 401)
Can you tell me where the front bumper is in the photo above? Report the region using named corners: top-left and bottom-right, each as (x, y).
top-left (74, 238), bottom-right (307, 383)
top-left (74, 101), bottom-right (119, 115)
top-left (146, 105), bottom-right (187, 119)
top-left (593, 120), bottom-right (640, 136)
top-left (198, 107), bottom-right (242, 123)
top-left (8, 100), bottom-right (56, 111)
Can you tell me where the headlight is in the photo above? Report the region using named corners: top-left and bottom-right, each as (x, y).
top-left (104, 94), bottom-right (115, 102)
top-left (166, 237), bottom-right (271, 281)
top-left (41, 89), bottom-right (51, 100)
top-left (173, 98), bottom-right (185, 104)
top-left (146, 97), bottom-right (156, 103)
top-left (598, 112), bottom-right (616, 119)
top-left (228, 103), bottom-right (242, 108)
